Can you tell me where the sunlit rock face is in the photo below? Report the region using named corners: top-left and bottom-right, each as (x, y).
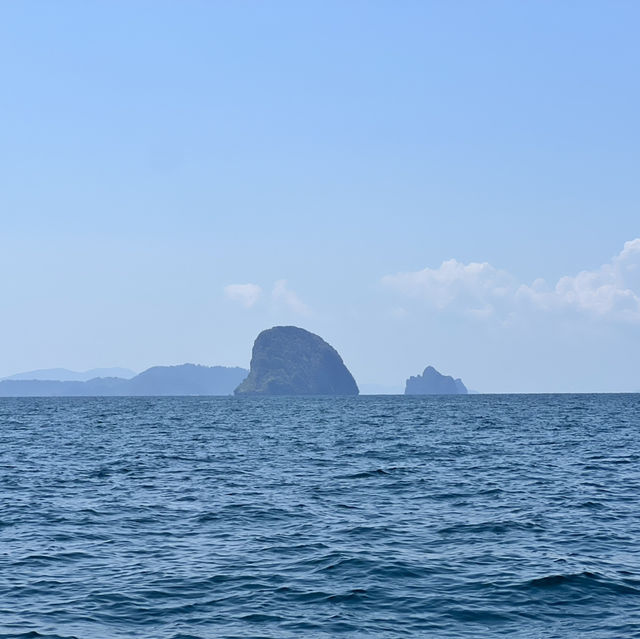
top-left (234, 326), bottom-right (359, 396)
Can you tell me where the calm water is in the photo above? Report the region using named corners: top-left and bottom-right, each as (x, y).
top-left (1, 395), bottom-right (640, 638)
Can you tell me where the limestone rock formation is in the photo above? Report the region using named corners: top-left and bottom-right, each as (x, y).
top-left (404, 366), bottom-right (468, 395)
top-left (234, 326), bottom-right (359, 396)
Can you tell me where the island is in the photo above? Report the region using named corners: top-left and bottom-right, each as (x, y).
top-left (0, 364), bottom-right (248, 397)
top-left (404, 366), bottom-right (468, 395)
top-left (234, 326), bottom-right (359, 395)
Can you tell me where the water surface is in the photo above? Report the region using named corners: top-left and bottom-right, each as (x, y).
top-left (1, 395), bottom-right (639, 638)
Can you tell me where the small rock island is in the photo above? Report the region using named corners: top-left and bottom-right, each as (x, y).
top-left (405, 366), bottom-right (468, 395)
top-left (234, 326), bottom-right (359, 396)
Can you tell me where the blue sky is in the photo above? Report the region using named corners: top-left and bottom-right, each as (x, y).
top-left (1, 1), bottom-right (639, 392)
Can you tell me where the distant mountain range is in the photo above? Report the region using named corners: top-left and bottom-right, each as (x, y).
top-left (1, 367), bottom-right (137, 382)
top-left (0, 344), bottom-right (472, 398)
top-left (0, 364), bottom-right (248, 397)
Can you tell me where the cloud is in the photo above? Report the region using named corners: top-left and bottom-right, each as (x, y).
top-left (383, 239), bottom-right (640, 322)
top-left (224, 280), bottom-right (312, 315)
top-left (224, 283), bottom-right (262, 308)
top-left (518, 239), bottom-right (640, 319)
top-left (382, 259), bottom-right (516, 317)
top-left (272, 279), bottom-right (312, 316)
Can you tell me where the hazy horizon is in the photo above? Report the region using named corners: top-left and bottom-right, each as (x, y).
top-left (2, 2), bottom-right (639, 393)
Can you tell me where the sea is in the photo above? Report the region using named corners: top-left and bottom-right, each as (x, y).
top-left (1, 394), bottom-right (639, 639)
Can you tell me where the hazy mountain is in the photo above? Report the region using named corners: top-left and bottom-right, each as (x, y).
top-left (2, 367), bottom-right (137, 382)
top-left (0, 378), bottom-right (128, 397)
top-left (126, 364), bottom-right (247, 396)
top-left (0, 364), bottom-right (248, 397)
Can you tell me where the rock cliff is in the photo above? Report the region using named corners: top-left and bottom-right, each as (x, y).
top-left (234, 326), bottom-right (359, 395)
top-left (404, 366), bottom-right (468, 395)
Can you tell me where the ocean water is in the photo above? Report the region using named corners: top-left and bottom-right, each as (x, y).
top-left (1, 395), bottom-right (640, 639)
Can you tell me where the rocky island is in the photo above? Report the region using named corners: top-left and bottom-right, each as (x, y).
top-left (234, 326), bottom-right (359, 395)
top-left (405, 366), bottom-right (468, 395)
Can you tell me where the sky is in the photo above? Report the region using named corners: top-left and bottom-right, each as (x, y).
top-left (1, 1), bottom-right (639, 392)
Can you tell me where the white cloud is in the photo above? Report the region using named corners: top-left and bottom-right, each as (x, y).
top-left (382, 259), bottom-right (516, 317)
top-left (272, 279), bottom-right (312, 316)
top-left (224, 279), bottom-right (313, 315)
top-left (518, 239), bottom-right (640, 319)
top-left (224, 283), bottom-right (262, 308)
top-left (383, 239), bottom-right (640, 322)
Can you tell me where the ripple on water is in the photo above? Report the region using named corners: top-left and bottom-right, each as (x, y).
top-left (1, 394), bottom-right (640, 638)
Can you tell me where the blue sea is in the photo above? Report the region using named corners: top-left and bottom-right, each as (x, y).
top-left (1, 394), bottom-right (640, 638)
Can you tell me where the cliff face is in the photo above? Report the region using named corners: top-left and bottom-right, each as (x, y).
top-left (234, 326), bottom-right (359, 396)
top-left (404, 366), bottom-right (468, 395)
